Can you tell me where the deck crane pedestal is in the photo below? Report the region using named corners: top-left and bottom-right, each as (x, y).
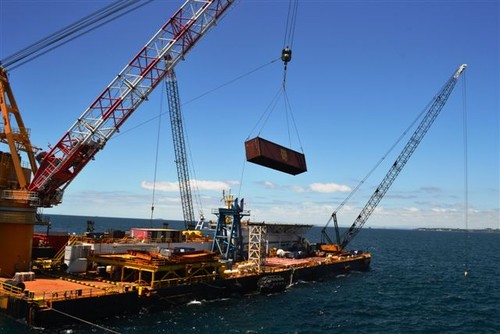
top-left (0, 68), bottom-right (41, 276)
top-left (0, 0), bottom-right (235, 277)
top-left (211, 194), bottom-right (249, 264)
top-left (321, 64), bottom-right (467, 251)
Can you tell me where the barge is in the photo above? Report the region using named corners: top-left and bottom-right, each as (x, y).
top-left (0, 248), bottom-right (370, 329)
top-left (0, 198), bottom-right (371, 329)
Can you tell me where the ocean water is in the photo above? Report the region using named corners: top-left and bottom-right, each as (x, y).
top-left (1, 215), bottom-right (499, 333)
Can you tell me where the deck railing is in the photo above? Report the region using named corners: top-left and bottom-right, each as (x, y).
top-left (0, 281), bottom-right (24, 296)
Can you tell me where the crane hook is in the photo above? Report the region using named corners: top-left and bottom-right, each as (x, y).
top-left (281, 47), bottom-right (292, 86)
top-left (281, 47), bottom-right (292, 67)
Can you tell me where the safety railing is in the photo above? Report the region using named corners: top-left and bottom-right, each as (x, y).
top-left (52, 234), bottom-right (79, 263)
top-left (0, 281), bottom-right (24, 296)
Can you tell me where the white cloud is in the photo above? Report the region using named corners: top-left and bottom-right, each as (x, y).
top-left (142, 181), bottom-right (177, 191)
top-left (285, 182), bottom-right (351, 193)
top-left (50, 188), bottom-right (498, 230)
top-left (194, 180), bottom-right (239, 191)
top-left (141, 179), bottom-right (239, 192)
top-left (309, 183), bottom-right (352, 193)
top-left (263, 181), bottom-right (276, 189)
top-left (156, 196), bottom-right (181, 203)
top-left (431, 207), bottom-right (457, 213)
top-left (289, 185), bottom-right (306, 193)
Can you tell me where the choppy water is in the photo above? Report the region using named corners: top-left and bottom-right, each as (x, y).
top-left (1, 215), bottom-right (499, 333)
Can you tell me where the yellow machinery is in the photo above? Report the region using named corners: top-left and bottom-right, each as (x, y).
top-left (0, 68), bottom-right (39, 276)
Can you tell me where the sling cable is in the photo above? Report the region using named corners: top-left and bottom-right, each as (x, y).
top-left (244, 0), bottom-right (306, 177)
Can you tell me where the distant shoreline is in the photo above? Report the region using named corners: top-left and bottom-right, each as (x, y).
top-left (416, 227), bottom-right (500, 233)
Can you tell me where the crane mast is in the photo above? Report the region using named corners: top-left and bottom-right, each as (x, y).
top-left (165, 70), bottom-right (196, 230)
top-left (336, 64), bottom-right (467, 249)
top-left (28, 0), bottom-right (235, 207)
top-left (0, 69), bottom-right (38, 190)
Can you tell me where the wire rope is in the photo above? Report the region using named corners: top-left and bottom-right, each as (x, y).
top-left (332, 97), bottom-right (435, 215)
top-left (2, 0), bottom-right (141, 67)
top-left (2, 0), bottom-right (134, 64)
top-left (283, 0), bottom-right (299, 49)
top-left (254, 0), bottom-right (301, 148)
top-left (1, 0), bottom-right (153, 70)
top-left (149, 80), bottom-right (164, 225)
top-left (281, 0), bottom-right (298, 86)
top-left (85, 57), bottom-right (282, 212)
top-left (237, 155), bottom-right (247, 200)
top-left (183, 58), bottom-right (280, 106)
top-left (49, 307), bottom-right (121, 334)
top-left (176, 59), bottom-right (281, 226)
top-left (461, 71), bottom-right (470, 277)
top-left (183, 108), bottom-right (205, 222)
top-left (113, 58), bottom-right (280, 139)
top-left (247, 85), bottom-right (284, 140)
top-left (283, 88), bottom-right (304, 152)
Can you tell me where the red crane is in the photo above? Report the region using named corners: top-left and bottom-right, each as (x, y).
top-left (28, 0), bottom-right (235, 207)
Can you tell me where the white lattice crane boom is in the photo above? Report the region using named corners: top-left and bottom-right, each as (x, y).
top-left (28, 0), bottom-right (235, 207)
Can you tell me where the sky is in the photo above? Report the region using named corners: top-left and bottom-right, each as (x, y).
top-left (0, 0), bottom-right (498, 230)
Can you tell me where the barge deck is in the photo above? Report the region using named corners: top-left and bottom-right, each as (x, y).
top-left (0, 251), bottom-right (371, 329)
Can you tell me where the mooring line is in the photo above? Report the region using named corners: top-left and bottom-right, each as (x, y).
top-left (49, 307), bottom-right (121, 334)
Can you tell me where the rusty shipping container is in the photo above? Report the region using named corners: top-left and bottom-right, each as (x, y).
top-left (245, 137), bottom-right (307, 175)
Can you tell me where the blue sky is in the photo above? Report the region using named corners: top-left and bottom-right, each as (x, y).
top-left (0, 0), bottom-right (498, 230)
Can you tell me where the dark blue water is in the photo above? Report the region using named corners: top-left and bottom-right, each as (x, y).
top-left (1, 215), bottom-right (499, 333)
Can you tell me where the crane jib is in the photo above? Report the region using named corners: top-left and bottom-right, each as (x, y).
top-left (337, 64), bottom-right (467, 249)
top-left (28, 0), bottom-right (234, 206)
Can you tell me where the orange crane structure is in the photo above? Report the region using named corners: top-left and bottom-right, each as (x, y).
top-left (0, 0), bottom-right (235, 277)
top-left (0, 68), bottom-right (40, 277)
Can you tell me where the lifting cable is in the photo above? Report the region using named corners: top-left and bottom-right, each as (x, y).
top-left (461, 71), bottom-right (470, 278)
top-left (240, 0), bottom-right (301, 196)
top-left (109, 57), bottom-right (280, 204)
top-left (1, 0), bottom-right (153, 71)
top-left (246, 0), bottom-right (302, 149)
top-left (245, 83), bottom-right (303, 152)
top-left (106, 58), bottom-right (278, 222)
top-left (331, 97), bottom-right (437, 216)
top-left (331, 73), bottom-right (472, 252)
top-left (183, 58), bottom-right (280, 105)
top-left (119, 59), bottom-right (278, 224)
top-left (149, 81), bottom-right (165, 225)
top-left (281, 0), bottom-right (300, 149)
top-left (113, 58), bottom-right (280, 139)
top-left (281, 0), bottom-right (298, 87)
top-left (283, 87), bottom-right (305, 152)
top-left (185, 135), bottom-right (205, 221)
top-left (49, 307), bottom-right (121, 334)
